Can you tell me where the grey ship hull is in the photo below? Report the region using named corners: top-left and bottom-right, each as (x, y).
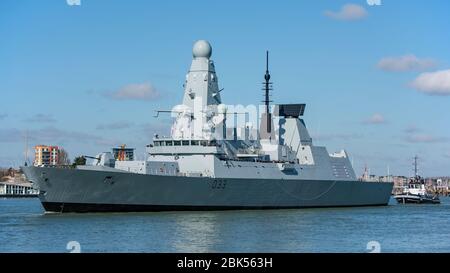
top-left (22, 166), bottom-right (393, 213)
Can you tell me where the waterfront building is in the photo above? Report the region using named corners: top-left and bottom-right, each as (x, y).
top-left (425, 177), bottom-right (450, 195)
top-left (34, 145), bottom-right (59, 166)
top-left (112, 145), bottom-right (134, 161)
top-left (0, 172), bottom-right (38, 197)
top-left (0, 181), bottom-right (38, 196)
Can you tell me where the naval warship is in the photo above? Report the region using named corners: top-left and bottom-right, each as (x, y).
top-left (22, 40), bottom-right (393, 213)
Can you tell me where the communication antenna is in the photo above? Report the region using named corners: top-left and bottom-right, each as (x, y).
top-left (24, 130), bottom-right (29, 166)
top-left (413, 155), bottom-right (419, 178)
top-left (262, 51), bottom-right (273, 132)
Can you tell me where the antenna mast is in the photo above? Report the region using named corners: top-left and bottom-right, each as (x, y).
top-left (263, 51), bottom-right (273, 132)
top-left (413, 155), bottom-right (419, 178)
top-left (24, 130), bottom-right (29, 166)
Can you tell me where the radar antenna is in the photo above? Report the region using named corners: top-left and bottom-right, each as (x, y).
top-left (263, 51), bottom-right (273, 132)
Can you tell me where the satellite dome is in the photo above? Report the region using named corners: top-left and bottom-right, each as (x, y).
top-left (193, 40), bottom-right (212, 59)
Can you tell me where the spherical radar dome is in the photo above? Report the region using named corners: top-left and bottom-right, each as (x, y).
top-left (193, 40), bottom-right (212, 59)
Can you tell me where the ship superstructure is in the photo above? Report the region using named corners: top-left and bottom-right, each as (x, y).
top-left (117, 40), bottom-right (356, 181)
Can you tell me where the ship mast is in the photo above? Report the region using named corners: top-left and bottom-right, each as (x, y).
top-left (413, 155), bottom-right (419, 178)
top-left (24, 130), bottom-right (29, 166)
top-left (263, 51), bottom-right (273, 133)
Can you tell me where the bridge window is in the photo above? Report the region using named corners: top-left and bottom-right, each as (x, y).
top-left (174, 141), bottom-right (181, 146)
top-left (165, 141), bottom-right (173, 146)
top-left (154, 141), bottom-right (160, 146)
top-left (201, 141), bottom-right (208, 146)
top-left (182, 140), bottom-right (189, 146)
top-left (191, 140), bottom-right (199, 145)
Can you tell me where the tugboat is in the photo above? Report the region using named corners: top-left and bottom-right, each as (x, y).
top-left (394, 156), bottom-right (440, 204)
top-left (394, 182), bottom-right (440, 204)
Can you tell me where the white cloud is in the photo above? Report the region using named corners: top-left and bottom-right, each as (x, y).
top-left (405, 134), bottom-right (449, 143)
top-left (324, 4), bottom-right (368, 21)
top-left (24, 113), bottom-right (56, 123)
top-left (106, 83), bottom-right (161, 101)
top-left (0, 127), bottom-right (104, 144)
top-left (310, 132), bottom-right (363, 141)
top-left (139, 122), bottom-right (170, 137)
top-left (96, 121), bottom-right (134, 130)
top-left (404, 125), bottom-right (421, 133)
top-left (410, 69), bottom-right (450, 96)
top-left (0, 128), bottom-right (21, 142)
top-left (377, 55), bottom-right (436, 72)
top-left (363, 113), bottom-right (386, 125)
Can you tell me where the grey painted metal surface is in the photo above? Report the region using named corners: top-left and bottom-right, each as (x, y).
top-left (22, 166), bottom-right (392, 212)
top-left (22, 40), bottom-right (393, 212)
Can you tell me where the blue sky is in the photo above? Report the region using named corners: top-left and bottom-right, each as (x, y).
top-left (1, 0), bottom-right (449, 176)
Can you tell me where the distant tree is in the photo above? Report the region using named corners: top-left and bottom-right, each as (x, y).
top-left (7, 167), bottom-right (15, 177)
top-left (0, 168), bottom-right (15, 181)
top-left (58, 149), bottom-right (71, 165)
top-left (72, 156), bottom-right (86, 167)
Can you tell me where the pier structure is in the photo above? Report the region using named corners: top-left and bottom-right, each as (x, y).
top-left (0, 170), bottom-right (38, 197)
